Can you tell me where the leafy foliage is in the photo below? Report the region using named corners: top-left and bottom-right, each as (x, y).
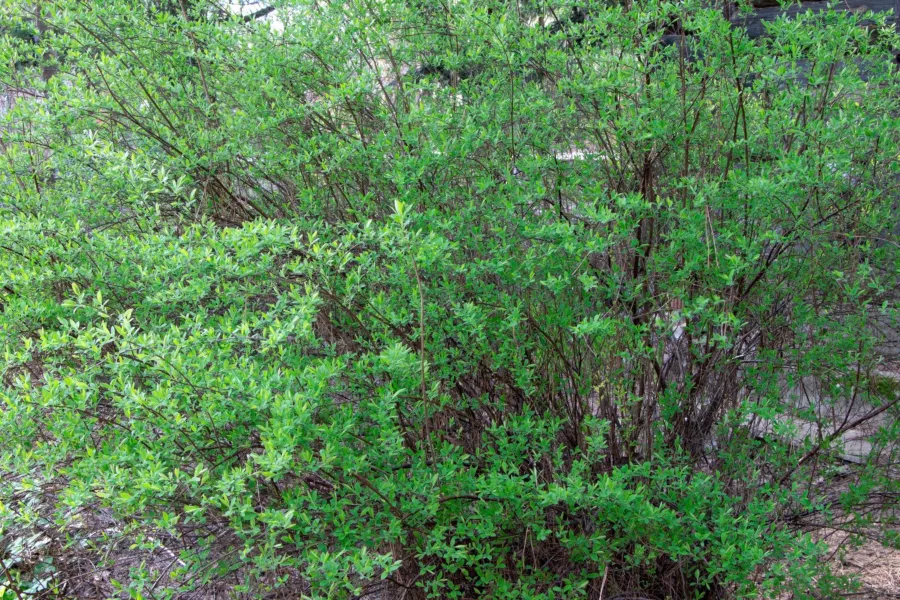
top-left (0, 0), bottom-right (898, 598)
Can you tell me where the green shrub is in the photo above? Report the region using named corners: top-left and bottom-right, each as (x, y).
top-left (0, 0), bottom-right (898, 598)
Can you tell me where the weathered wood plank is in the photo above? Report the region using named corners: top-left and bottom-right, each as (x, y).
top-left (733, 0), bottom-right (897, 39)
top-left (749, 415), bottom-right (875, 464)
